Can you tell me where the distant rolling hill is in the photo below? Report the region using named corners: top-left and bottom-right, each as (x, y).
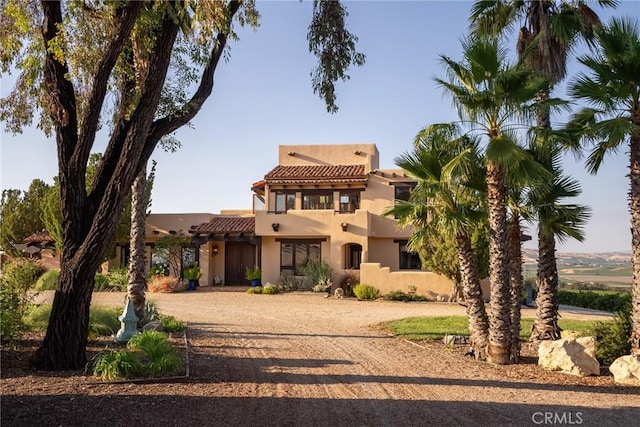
top-left (522, 249), bottom-right (632, 287)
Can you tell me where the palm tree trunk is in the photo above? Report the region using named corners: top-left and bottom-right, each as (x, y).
top-left (629, 127), bottom-right (640, 354)
top-left (532, 228), bottom-right (562, 341)
top-left (127, 165), bottom-right (147, 324)
top-left (456, 233), bottom-right (489, 360)
top-left (486, 162), bottom-right (513, 365)
top-left (508, 215), bottom-right (524, 362)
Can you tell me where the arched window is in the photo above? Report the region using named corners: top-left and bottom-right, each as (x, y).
top-left (345, 243), bottom-right (362, 270)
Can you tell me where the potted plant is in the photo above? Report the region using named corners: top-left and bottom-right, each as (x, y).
top-left (245, 266), bottom-right (262, 287)
top-left (183, 263), bottom-right (202, 291)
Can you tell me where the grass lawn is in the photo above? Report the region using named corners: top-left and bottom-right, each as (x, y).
top-left (382, 316), bottom-right (604, 342)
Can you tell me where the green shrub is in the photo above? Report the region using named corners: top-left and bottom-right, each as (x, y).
top-left (0, 278), bottom-right (26, 344)
top-left (0, 259), bottom-right (45, 344)
top-left (159, 314), bottom-right (186, 332)
top-left (298, 260), bottom-right (332, 290)
top-left (353, 284), bottom-right (380, 300)
top-left (128, 330), bottom-right (171, 355)
top-left (558, 290), bottom-right (631, 313)
top-left (127, 331), bottom-right (181, 377)
top-left (150, 262), bottom-right (169, 277)
top-left (89, 306), bottom-right (121, 338)
top-left (384, 290), bottom-right (429, 302)
top-left (23, 304), bottom-right (120, 338)
top-left (97, 268), bottom-right (128, 292)
top-left (93, 273), bottom-right (111, 292)
top-left (246, 286), bottom-right (263, 294)
top-left (588, 303), bottom-right (632, 365)
top-left (262, 284), bottom-right (279, 294)
top-left (561, 281), bottom-right (617, 291)
top-left (35, 269), bottom-right (60, 291)
top-left (276, 273), bottom-right (300, 292)
top-left (92, 350), bottom-right (142, 381)
top-left (2, 258), bottom-right (46, 290)
top-left (23, 304), bottom-right (52, 332)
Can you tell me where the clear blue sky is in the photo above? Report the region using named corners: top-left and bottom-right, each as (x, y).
top-left (1, 0), bottom-right (639, 253)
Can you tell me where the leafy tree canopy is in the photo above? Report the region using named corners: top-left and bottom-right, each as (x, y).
top-left (0, 179), bottom-right (50, 256)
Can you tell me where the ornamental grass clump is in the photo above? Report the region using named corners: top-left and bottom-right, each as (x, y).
top-left (353, 284), bottom-right (380, 300)
top-left (91, 330), bottom-right (181, 381)
top-left (159, 314), bottom-right (187, 332)
top-left (92, 350), bottom-right (142, 381)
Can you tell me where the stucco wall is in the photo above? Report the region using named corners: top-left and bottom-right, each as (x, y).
top-left (278, 143), bottom-right (379, 171)
top-left (360, 262), bottom-right (455, 299)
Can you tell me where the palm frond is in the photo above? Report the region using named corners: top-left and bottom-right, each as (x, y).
top-left (469, 0), bottom-right (525, 39)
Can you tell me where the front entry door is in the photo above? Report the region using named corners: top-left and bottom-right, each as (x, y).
top-left (225, 242), bottom-right (256, 285)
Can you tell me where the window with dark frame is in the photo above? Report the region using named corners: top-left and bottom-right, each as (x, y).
top-left (119, 245), bottom-right (130, 267)
top-left (275, 192), bottom-right (296, 213)
top-left (398, 241), bottom-right (421, 270)
top-left (280, 240), bottom-right (322, 275)
top-left (302, 190), bottom-right (333, 210)
top-left (394, 183), bottom-right (415, 202)
top-left (339, 191), bottom-right (361, 213)
top-left (393, 183), bottom-right (416, 218)
top-left (346, 243), bottom-right (362, 269)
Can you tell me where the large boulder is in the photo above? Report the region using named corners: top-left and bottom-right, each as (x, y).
top-left (538, 336), bottom-right (600, 377)
top-left (609, 355), bottom-right (640, 386)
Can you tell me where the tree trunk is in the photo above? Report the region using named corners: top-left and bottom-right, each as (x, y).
top-left (456, 233), bottom-right (489, 360)
top-left (33, 1), bottom-right (236, 371)
top-left (486, 162), bottom-right (512, 365)
top-left (32, 266), bottom-right (95, 370)
top-left (532, 228), bottom-right (562, 341)
top-left (629, 126), bottom-right (640, 354)
top-left (127, 164), bottom-right (147, 324)
top-left (507, 215), bottom-right (524, 362)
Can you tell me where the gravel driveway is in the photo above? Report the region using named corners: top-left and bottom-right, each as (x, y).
top-left (2, 288), bottom-right (639, 427)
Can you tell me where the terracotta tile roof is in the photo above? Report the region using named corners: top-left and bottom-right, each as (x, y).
top-left (23, 230), bottom-right (55, 244)
top-left (264, 164), bottom-right (368, 185)
top-left (192, 217), bottom-right (255, 235)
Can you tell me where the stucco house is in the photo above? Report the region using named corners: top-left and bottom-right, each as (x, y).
top-left (189, 143), bottom-right (461, 298)
top-left (23, 143), bottom-right (468, 299)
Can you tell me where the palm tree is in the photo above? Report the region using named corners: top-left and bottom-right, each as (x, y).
top-left (470, 1), bottom-right (615, 342)
top-left (506, 186), bottom-right (533, 362)
top-left (127, 165), bottom-right (148, 324)
top-left (567, 17), bottom-right (640, 353)
top-left (528, 155), bottom-right (591, 340)
top-left (385, 123), bottom-right (490, 359)
top-left (436, 37), bottom-right (553, 363)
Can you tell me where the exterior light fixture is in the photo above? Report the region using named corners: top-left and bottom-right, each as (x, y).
top-left (212, 245), bottom-right (219, 256)
top-left (272, 223), bottom-right (280, 232)
top-left (341, 222), bottom-right (348, 232)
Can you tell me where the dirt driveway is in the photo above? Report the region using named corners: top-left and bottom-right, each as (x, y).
top-left (2, 288), bottom-right (639, 426)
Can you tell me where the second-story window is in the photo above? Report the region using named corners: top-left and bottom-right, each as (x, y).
top-left (275, 192), bottom-right (295, 213)
top-left (394, 183), bottom-right (415, 202)
top-left (393, 183), bottom-right (416, 218)
top-left (302, 191), bottom-right (333, 210)
top-left (339, 191), bottom-right (360, 213)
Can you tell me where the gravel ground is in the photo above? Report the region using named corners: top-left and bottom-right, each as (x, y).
top-left (2, 288), bottom-right (639, 427)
